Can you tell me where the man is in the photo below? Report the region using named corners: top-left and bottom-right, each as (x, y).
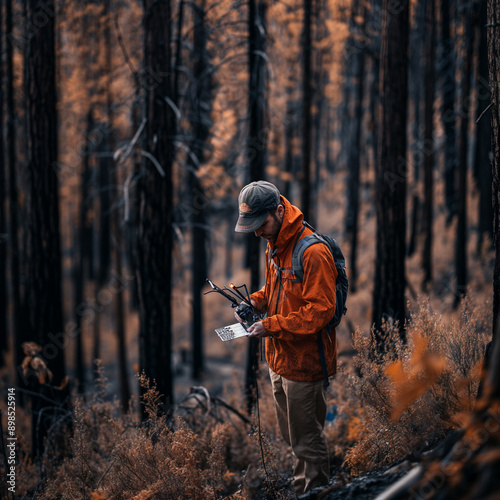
top-left (234, 180), bottom-right (337, 496)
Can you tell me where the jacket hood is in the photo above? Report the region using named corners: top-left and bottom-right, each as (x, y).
top-left (272, 196), bottom-right (304, 253)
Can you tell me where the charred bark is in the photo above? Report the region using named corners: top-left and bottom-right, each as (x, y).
top-left (475, 0), bottom-right (493, 253)
top-left (103, 0), bottom-right (130, 413)
top-left (441, 0), bottom-right (458, 224)
top-left (6, 0), bottom-right (26, 392)
top-left (422, 0), bottom-right (436, 290)
top-left (0, 0), bottom-right (7, 367)
top-left (407, 0), bottom-right (425, 258)
top-left (137, 0), bottom-right (176, 412)
top-left (489, 0), bottom-right (500, 339)
top-left (24, 0), bottom-right (65, 384)
top-left (301, 0), bottom-right (313, 223)
top-left (454, 1), bottom-right (474, 308)
top-left (189, 0), bottom-right (213, 381)
top-left (345, 0), bottom-right (366, 294)
top-left (73, 110), bottom-right (95, 395)
top-left (246, 0), bottom-right (267, 413)
top-left (372, 0), bottom-right (409, 342)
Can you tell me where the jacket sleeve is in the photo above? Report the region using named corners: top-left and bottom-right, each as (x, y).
top-left (261, 244), bottom-right (337, 341)
top-left (249, 286), bottom-right (267, 313)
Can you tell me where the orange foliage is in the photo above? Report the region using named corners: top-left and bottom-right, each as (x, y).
top-left (385, 334), bottom-right (447, 421)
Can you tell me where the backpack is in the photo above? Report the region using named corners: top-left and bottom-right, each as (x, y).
top-left (291, 220), bottom-right (348, 329)
top-left (291, 221), bottom-right (348, 388)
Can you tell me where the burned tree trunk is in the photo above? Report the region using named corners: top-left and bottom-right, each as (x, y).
top-left (137, 0), bottom-right (176, 411)
top-left (246, 0), bottom-right (267, 412)
top-left (407, 0), bottom-right (425, 259)
top-left (490, 0), bottom-right (500, 340)
top-left (0, 0), bottom-right (7, 367)
top-left (283, 88), bottom-right (297, 201)
top-left (24, 0), bottom-right (65, 384)
top-left (6, 0), bottom-right (26, 390)
top-left (345, 0), bottom-right (366, 294)
top-left (441, 0), bottom-right (457, 224)
top-left (73, 111), bottom-right (94, 394)
top-left (301, 0), bottom-right (313, 223)
top-left (372, 0), bottom-right (409, 342)
top-left (475, 0), bottom-right (493, 253)
top-left (422, 0), bottom-right (436, 290)
top-left (188, 0), bottom-right (213, 380)
top-left (454, 1), bottom-right (474, 308)
top-left (103, 0), bottom-right (130, 413)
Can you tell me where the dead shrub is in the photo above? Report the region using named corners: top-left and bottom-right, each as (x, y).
top-left (328, 298), bottom-right (490, 475)
top-left (31, 365), bottom-right (294, 499)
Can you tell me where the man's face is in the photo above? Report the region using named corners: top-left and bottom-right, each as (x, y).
top-left (254, 206), bottom-right (284, 244)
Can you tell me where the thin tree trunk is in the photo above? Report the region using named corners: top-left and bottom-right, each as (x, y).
top-left (74, 110), bottom-right (94, 394)
top-left (93, 132), bottom-right (111, 375)
top-left (189, 0), bottom-right (212, 381)
top-left (475, 0), bottom-right (493, 253)
top-left (0, 0), bottom-right (7, 367)
top-left (98, 160), bottom-right (111, 289)
top-left (313, 91), bottom-right (323, 219)
top-left (372, 0), bottom-right (409, 343)
top-left (174, 0), bottom-right (184, 105)
top-left (6, 0), bottom-right (25, 393)
top-left (92, 283), bottom-right (101, 379)
top-left (454, 1), bottom-right (474, 308)
top-left (312, 0), bottom-right (326, 217)
top-left (407, 0), bottom-right (425, 258)
top-left (367, 0), bottom-right (382, 178)
top-left (488, 0), bottom-right (500, 341)
top-left (190, 173), bottom-right (206, 381)
top-left (225, 218), bottom-right (234, 279)
top-left (246, 0), bottom-right (267, 413)
top-left (441, 0), bottom-right (458, 224)
top-left (346, 0), bottom-right (366, 294)
top-left (422, 0), bottom-right (436, 290)
top-left (369, 55), bottom-right (380, 179)
top-left (301, 0), bottom-right (313, 223)
top-left (325, 103), bottom-right (334, 174)
top-left (104, 0), bottom-right (130, 413)
top-left (283, 88), bottom-right (295, 200)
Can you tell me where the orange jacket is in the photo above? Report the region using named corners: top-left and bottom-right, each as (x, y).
top-left (250, 196), bottom-right (337, 382)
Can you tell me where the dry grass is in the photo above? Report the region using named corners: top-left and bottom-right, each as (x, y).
top-left (326, 297), bottom-right (491, 475)
top-left (0, 363), bottom-right (295, 499)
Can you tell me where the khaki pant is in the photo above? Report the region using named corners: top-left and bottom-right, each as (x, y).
top-left (269, 369), bottom-right (329, 496)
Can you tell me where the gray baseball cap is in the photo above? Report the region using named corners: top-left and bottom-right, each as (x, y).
top-left (235, 181), bottom-right (281, 233)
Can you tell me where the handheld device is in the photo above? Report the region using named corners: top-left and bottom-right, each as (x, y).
top-left (204, 279), bottom-right (262, 339)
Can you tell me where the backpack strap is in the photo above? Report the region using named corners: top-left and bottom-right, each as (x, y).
top-left (292, 221), bottom-right (333, 387)
top-left (291, 234), bottom-right (326, 282)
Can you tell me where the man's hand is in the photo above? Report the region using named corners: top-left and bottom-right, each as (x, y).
top-left (247, 321), bottom-right (267, 338)
top-left (233, 300), bottom-right (268, 338)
